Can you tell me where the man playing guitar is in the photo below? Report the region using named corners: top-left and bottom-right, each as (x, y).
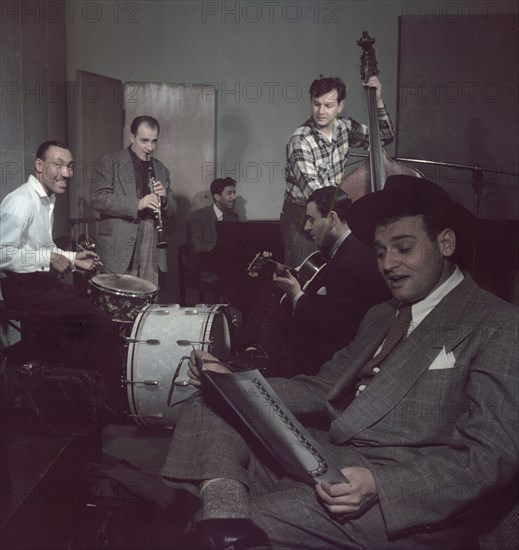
top-left (239, 186), bottom-right (389, 377)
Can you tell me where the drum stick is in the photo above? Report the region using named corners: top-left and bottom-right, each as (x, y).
top-left (77, 243), bottom-right (121, 278)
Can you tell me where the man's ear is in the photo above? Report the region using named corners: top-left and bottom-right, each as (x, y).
top-left (337, 100), bottom-right (345, 114)
top-left (35, 158), bottom-right (43, 176)
top-left (439, 227), bottom-right (456, 258)
top-left (328, 210), bottom-right (339, 227)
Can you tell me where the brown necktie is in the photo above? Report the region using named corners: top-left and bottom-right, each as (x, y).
top-left (356, 304), bottom-right (413, 394)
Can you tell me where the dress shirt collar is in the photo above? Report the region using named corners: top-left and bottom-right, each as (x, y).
top-left (28, 174), bottom-right (55, 204)
top-left (329, 228), bottom-right (351, 258)
top-left (213, 203), bottom-right (224, 221)
top-left (408, 266), bottom-right (464, 333)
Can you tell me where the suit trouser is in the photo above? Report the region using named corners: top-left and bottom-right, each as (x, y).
top-left (1, 272), bottom-right (122, 406)
top-left (160, 393), bottom-right (464, 549)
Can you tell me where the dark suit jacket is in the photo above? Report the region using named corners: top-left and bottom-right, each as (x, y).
top-left (91, 148), bottom-right (175, 274)
top-left (271, 275), bottom-right (519, 545)
top-left (186, 204), bottom-right (240, 275)
top-left (291, 233), bottom-right (390, 373)
top-left (246, 233), bottom-right (389, 377)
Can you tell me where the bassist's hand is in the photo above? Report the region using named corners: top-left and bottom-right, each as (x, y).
top-left (364, 75), bottom-right (384, 107)
top-left (273, 269), bottom-right (301, 299)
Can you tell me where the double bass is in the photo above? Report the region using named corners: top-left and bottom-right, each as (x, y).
top-left (341, 32), bottom-right (423, 201)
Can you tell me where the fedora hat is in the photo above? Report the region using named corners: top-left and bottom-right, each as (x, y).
top-left (347, 175), bottom-right (477, 247)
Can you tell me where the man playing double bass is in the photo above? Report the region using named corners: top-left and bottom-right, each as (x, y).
top-left (282, 75), bottom-right (394, 267)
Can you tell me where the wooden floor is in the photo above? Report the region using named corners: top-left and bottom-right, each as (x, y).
top-left (1, 421), bottom-right (194, 550)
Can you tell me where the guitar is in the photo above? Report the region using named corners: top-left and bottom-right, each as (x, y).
top-left (247, 250), bottom-right (328, 297)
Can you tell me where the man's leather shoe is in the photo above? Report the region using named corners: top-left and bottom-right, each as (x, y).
top-left (177, 518), bottom-right (271, 549)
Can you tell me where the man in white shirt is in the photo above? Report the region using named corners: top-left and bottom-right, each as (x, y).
top-left (0, 141), bottom-right (121, 408)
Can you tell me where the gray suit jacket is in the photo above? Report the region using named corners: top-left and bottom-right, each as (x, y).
top-left (187, 203), bottom-right (240, 254)
top-left (91, 148), bottom-right (175, 274)
top-left (271, 274), bottom-right (519, 543)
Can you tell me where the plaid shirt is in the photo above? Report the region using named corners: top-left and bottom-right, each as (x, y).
top-left (284, 108), bottom-right (394, 205)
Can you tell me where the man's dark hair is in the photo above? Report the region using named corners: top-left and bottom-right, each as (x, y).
top-left (210, 177), bottom-right (237, 197)
top-left (309, 76), bottom-right (346, 103)
top-left (36, 140), bottom-right (68, 160)
top-left (308, 186), bottom-right (351, 223)
top-left (130, 115), bottom-right (160, 135)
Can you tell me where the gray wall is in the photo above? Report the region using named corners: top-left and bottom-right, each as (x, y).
top-left (67, 0), bottom-right (410, 220)
top-left (1, 0), bottom-right (69, 237)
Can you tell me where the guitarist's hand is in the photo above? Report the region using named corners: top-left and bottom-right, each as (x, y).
top-left (273, 268), bottom-right (302, 299)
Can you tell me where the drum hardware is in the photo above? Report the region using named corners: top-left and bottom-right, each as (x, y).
top-left (167, 356), bottom-right (192, 407)
top-left (124, 338), bottom-right (160, 345)
top-left (123, 379), bottom-right (159, 386)
top-left (126, 412), bottom-right (165, 419)
top-left (176, 339), bottom-right (211, 346)
top-left (184, 309), bottom-right (222, 316)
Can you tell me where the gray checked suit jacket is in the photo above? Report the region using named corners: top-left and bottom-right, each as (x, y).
top-left (270, 274), bottom-right (519, 544)
top-left (91, 147), bottom-right (176, 274)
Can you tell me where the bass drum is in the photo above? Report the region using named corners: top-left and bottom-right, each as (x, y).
top-left (125, 303), bottom-right (235, 427)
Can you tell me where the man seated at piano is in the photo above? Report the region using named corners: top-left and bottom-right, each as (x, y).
top-left (236, 186), bottom-right (389, 377)
top-left (185, 177), bottom-right (240, 303)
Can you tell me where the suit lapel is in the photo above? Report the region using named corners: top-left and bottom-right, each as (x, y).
top-left (328, 276), bottom-right (476, 443)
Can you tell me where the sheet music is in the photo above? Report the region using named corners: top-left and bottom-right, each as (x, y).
top-left (202, 368), bottom-right (346, 485)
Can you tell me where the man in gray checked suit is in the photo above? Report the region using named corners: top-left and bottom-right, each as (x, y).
top-left (161, 175), bottom-right (519, 550)
top-left (91, 115), bottom-right (176, 286)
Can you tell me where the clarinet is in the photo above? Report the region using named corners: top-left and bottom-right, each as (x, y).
top-left (145, 154), bottom-right (168, 249)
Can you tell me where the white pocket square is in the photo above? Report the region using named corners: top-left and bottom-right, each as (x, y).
top-left (316, 286), bottom-right (327, 295)
top-left (428, 347), bottom-right (456, 370)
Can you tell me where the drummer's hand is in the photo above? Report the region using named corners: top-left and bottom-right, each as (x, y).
top-left (138, 193), bottom-right (160, 212)
top-left (50, 252), bottom-right (73, 274)
top-left (75, 250), bottom-right (101, 272)
top-left (188, 350), bottom-right (231, 387)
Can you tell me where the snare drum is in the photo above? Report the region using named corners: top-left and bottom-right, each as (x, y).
top-left (125, 303), bottom-right (235, 427)
top-left (88, 274), bottom-right (158, 324)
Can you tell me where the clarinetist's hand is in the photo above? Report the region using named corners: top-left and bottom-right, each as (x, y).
top-left (138, 193), bottom-right (160, 212)
top-left (152, 181), bottom-right (166, 199)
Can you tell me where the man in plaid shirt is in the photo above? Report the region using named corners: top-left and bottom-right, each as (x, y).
top-left (282, 75), bottom-right (394, 267)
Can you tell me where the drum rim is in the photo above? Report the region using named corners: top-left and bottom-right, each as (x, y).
top-left (89, 274), bottom-right (158, 296)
